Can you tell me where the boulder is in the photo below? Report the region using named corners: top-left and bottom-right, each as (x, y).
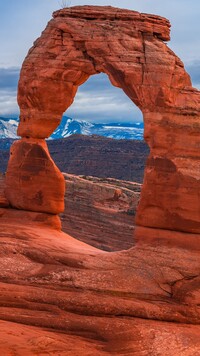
top-left (5, 138), bottom-right (65, 214)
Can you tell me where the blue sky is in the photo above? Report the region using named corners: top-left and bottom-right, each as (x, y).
top-left (0, 0), bottom-right (200, 122)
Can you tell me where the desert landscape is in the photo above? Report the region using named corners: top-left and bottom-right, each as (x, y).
top-left (0, 4), bottom-right (200, 355)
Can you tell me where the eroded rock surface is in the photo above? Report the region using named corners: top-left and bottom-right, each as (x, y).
top-left (1, 172), bottom-right (141, 251)
top-left (1, 5), bottom-right (200, 354)
top-left (61, 173), bottom-right (141, 251)
top-left (0, 174), bottom-right (9, 208)
top-left (4, 5), bottom-right (200, 232)
top-left (0, 215), bottom-right (200, 355)
top-left (5, 138), bottom-right (65, 214)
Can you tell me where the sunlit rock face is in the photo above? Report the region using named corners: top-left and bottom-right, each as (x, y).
top-left (1, 5), bottom-right (200, 354)
top-left (5, 5), bottom-right (200, 231)
top-left (5, 139), bottom-right (65, 214)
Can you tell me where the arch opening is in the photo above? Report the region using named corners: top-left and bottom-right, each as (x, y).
top-left (50, 72), bottom-right (146, 251)
top-left (66, 72), bottom-right (143, 126)
top-left (4, 5), bottom-right (200, 238)
top-left (51, 72), bottom-right (144, 140)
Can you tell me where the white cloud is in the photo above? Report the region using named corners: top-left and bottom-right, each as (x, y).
top-left (0, 90), bottom-right (19, 116)
top-left (66, 74), bottom-right (142, 123)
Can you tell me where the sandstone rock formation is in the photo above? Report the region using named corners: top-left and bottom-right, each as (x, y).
top-left (4, 138), bottom-right (65, 214)
top-left (5, 5), bottom-right (200, 233)
top-left (0, 212), bottom-right (200, 354)
top-left (1, 5), bottom-right (200, 354)
top-left (1, 172), bottom-right (141, 251)
top-left (61, 173), bottom-right (141, 251)
top-left (0, 174), bottom-right (9, 208)
top-left (5, 138), bottom-right (65, 214)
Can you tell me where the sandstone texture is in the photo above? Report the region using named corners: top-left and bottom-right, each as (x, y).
top-left (5, 138), bottom-right (65, 214)
top-left (0, 215), bottom-right (200, 355)
top-left (2, 5), bottom-right (200, 354)
top-left (1, 172), bottom-right (141, 251)
top-left (5, 4), bottom-right (199, 232)
top-left (0, 174), bottom-right (9, 208)
top-left (61, 173), bottom-right (141, 251)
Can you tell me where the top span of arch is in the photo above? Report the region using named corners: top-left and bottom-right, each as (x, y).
top-left (17, 5), bottom-right (195, 139)
top-left (53, 6), bottom-right (171, 42)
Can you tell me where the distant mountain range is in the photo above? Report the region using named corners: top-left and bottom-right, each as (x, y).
top-left (0, 134), bottom-right (149, 180)
top-left (0, 116), bottom-right (144, 140)
top-left (0, 117), bottom-right (19, 139)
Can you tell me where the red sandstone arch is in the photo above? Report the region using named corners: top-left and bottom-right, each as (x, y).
top-left (5, 6), bottom-right (200, 233)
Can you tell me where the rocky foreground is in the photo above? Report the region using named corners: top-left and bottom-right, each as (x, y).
top-left (0, 209), bottom-right (200, 355)
top-left (1, 174), bottom-right (200, 354)
top-left (1, 173), bottom-right (141, 251)
top-left (1, 4), bottom-right (200, 354)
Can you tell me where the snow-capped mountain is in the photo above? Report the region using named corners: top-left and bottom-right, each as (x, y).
top-left (0, 117), bottom-right (19, 139)
top-left (50, 116), bottom-right (93, 139)
top-left (0, 116), bottom-right (144, 140)
top-left (51, 116), bottom-right (144, 140)
top-left (89, 122), bottom-right (144, 140)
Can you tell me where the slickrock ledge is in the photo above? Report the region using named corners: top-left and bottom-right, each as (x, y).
top-left (0, 216), bottom-right (200, 354)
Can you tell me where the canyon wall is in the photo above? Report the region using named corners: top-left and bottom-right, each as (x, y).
top-left (1, 173), bottom-right (141, 251)
top-left (62, 173), bottom-right (141, 251)
top-left (48, 135), bottom-right (149, 183)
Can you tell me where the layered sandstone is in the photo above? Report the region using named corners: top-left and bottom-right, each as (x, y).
top-left (61, 173), bottom-right (141, 251)
top-left (4, 5), bottom-right (199, 233)
top-left (1, 5), bottom-right (200, 354)
top-left (0, 174), bottom-right (9, 208)
top-left (48, 135), bottom-right (149, 183)
top-left (1, 172), bottom-right (141, 251)
top-left (17, 6), bottom-right (171, 139)
top-left (0, 215), bottom-right (200, 354)
top-left (5, 138), bottom-right (65, 214)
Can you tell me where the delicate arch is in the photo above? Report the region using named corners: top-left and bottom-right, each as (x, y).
top-left (6, 6), bottom-right (200, 233)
